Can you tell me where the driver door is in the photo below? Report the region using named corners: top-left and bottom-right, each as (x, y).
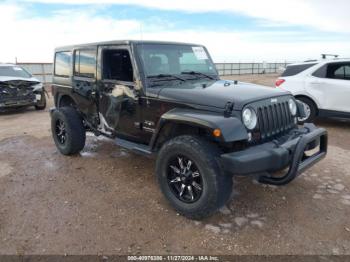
top-left (97, 45), bottom-right (143, 141)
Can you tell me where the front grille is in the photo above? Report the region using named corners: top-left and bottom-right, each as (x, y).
top-left (256, 101), bottom-right (295, 140)
top-left (0, 83), bottom-right (34, 99)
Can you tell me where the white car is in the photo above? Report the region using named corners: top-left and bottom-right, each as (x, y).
top-left (0, 64), bottom-right (46, 110)
top-left (275, 59), bottom-right (350, 123)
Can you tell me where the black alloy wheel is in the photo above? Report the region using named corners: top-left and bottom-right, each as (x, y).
top-left (51, 107), bottom-right (86, 155)
top-left (167, 155), bottom-right (203, 203)
top-left (55, 119), bottom-right (67, 145)
top-left (156, 135), bottom-right (233, 219)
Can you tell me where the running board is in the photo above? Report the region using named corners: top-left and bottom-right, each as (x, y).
top-left (115, 138), bottom-right (154, 156)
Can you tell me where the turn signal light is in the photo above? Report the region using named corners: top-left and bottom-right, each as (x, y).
top-left (213, 129), bottom-right (221, 137)
top-left (275, 79), bottom-right (285, 87)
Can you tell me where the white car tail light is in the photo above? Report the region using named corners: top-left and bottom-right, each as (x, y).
top-left (275, 79), bottom-right (285, 87)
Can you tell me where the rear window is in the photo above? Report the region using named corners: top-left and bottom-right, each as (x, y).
top-left (281, 63), bottom-right (316, 77)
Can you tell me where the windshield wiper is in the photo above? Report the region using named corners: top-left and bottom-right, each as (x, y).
top-left (147, 74), bottom-right (185, 81)
top-left (181, 71), bottom-right (215, 80)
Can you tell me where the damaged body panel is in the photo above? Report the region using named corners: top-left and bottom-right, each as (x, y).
top-left (0, 65), bottom-right (46, 110)
top-left (98, 83), bottom-right (138, 133)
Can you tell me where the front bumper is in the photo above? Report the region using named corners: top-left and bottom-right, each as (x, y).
top-left (0, 93), bottom-right (42, 108)
top-left (220, 123), bottom-right (327, 185)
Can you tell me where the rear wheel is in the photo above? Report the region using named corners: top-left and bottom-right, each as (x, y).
top-left (156, 135), bottom-right (232, 220)
top-left (51, 107), bottom-right (86, 155)
top-left (297, 97), bottom-right (317, 124)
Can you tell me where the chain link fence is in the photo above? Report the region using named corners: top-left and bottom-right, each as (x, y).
top-left (17, 63), bottom-right (52, 83)
top-left (15, 62), bottom-right (289, 83)
top-left (215, 62), bottom-right (289, 76)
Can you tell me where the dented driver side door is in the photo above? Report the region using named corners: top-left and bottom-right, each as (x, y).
top-left (96, 45), bottom-right (143, 141)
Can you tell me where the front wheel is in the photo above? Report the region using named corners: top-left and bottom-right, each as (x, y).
top-left (156, 135), bottom-right (232, 220)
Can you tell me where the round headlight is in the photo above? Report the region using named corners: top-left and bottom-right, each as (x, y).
top-left (242, 108), bottom-right (257, 130)
top-left (288, 98), bottom-right (297, 116)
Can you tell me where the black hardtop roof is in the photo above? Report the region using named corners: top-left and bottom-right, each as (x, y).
top-left (55, 40), bottom-right (202, 52)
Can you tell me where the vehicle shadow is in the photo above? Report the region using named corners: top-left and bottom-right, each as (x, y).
top-left (315, 117), bottom-right (350, 129)
top-left (0, 106), bottom-right (37, 116)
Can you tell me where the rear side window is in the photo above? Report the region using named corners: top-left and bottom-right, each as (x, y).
top-left (74, 49), bottom-right (96, 78)
top-left (54, 51), bottom-right (72, 77)
top-left (312, 65), bottom-right (327, 78)
top-left (327, 63), bottom-right (350, 80)
top-left (281, 63), bottom-right (316, 77)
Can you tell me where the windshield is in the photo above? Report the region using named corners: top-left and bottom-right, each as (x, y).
top-left (0, 66), bottom-right (32, 78)
top-left (137, 44), bottom-right (218, 78)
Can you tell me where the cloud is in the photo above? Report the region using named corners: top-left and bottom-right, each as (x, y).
top-left (20, 0), bottom-right (350, 33)
top-left (141, 30), bottom-right (350, 63)
top-left (0, 3), bottom-right (142, 62)
top-left (0, 1), bottom-right (349, 62)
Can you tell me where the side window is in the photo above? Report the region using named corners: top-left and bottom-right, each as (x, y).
top-left (102, 49), bottom-right (133, 82)
top-left (54, 51), bottom-right (72, 77)
top-left (346, 66), bottom-right (350, 77)
top-left (74, 49), bottom-right (96, 78)
top-left (312, 65), bottom-right (327, 78)
top-left (334, 65), bottom-right (350, 79)
top-left (326, 63), bottom-right (350, 80)
top-left (334, 67), bottom-right (344, 78)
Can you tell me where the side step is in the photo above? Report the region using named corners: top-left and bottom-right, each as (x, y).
top-left (115, 138), bottom-right (154, 157)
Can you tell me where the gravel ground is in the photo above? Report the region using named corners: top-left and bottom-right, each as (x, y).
top-left (0, 74), bottom-right (349, 255)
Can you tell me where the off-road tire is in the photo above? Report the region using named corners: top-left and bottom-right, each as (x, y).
top-left (297, 97), bottom-right (317, 124)
top-left (35, 92), bottom-right (46, 110)
top-left (156, 135), bottom-right (232, 220)
top-left (51, 107), bottom-right (86, 155)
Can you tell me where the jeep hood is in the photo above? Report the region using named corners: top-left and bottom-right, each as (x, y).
top-left (157, 79), bottom-right (291, 110)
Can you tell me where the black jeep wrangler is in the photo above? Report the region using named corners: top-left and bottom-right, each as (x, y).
top-left (50, 40), bottom-right (327, 219)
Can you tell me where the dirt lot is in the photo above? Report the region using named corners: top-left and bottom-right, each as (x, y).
top-left (0, 74), bottom-right (349, 255)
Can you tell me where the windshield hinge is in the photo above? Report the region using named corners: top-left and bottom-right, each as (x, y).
top-left (224, 102), bottom-right (234, 117)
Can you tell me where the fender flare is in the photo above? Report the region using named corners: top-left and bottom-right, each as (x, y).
top-left (57, 93), bottom-right (78, 108)
top-left (150, 108), bottom-right (248, 149)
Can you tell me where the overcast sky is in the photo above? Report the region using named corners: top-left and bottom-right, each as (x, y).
top-left (1, 0), bottom-right (349, 63)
